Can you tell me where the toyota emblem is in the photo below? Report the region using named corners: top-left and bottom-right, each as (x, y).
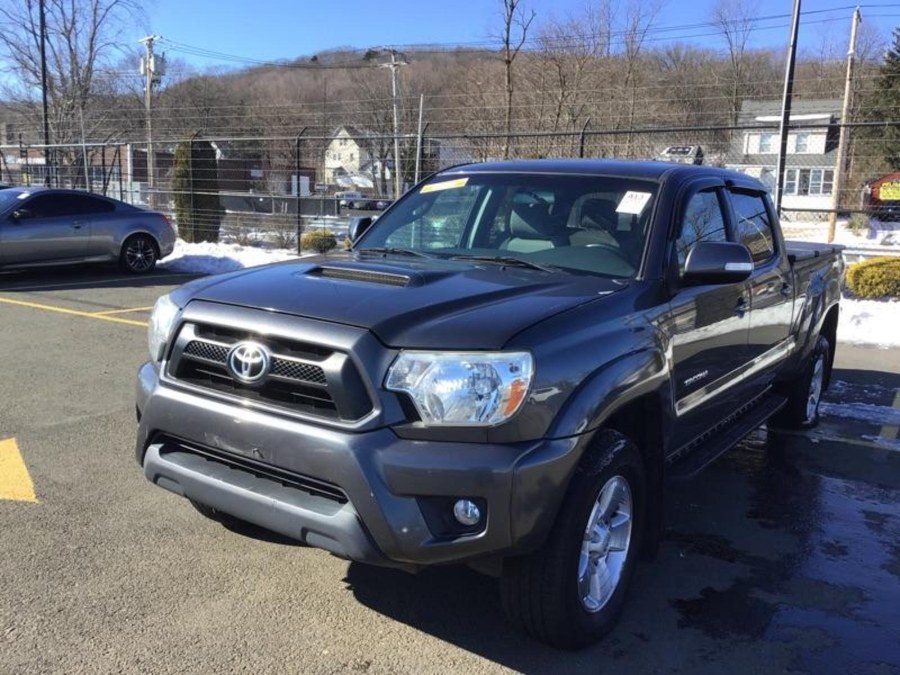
top-left (227, 341), bottom-right (271, 384)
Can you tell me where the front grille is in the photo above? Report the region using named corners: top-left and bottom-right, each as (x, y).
top-left (183, 340), bottom-right (327, 386)
top-left (167, 322), bottom-right (373, 422)
top-left (183, 340), bottom-right (229, 363)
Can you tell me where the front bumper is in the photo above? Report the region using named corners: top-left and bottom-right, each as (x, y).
top-left (136, 362), bottom-right (582, 567)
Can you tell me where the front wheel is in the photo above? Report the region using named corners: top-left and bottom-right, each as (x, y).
top-left (120, 234), bottom-right (159, 274)
top-left (500, 430), bottom-right (646, 649)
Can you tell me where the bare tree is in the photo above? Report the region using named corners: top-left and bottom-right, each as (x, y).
top-left (497, 0), bottom-right (536, 158)
top-left (713, 0), bottom-right (755, 125)
top-left (0, 0), bottom-right (142, 183)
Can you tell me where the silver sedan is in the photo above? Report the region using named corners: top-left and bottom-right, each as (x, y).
top-left (0, 187), bottom-right (176, 274)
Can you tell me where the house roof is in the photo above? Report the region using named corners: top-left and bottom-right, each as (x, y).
top-left (736, 98), bottom-right (842, 125)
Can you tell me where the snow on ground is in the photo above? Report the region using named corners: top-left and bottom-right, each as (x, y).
top-left (157, 240), bottom-right (301, 275)
top-left (159, 240), bottom-right (898, 349)
top-left (819, 401), bottom-right (900, 426)
top-left (782, 217), bottom-right (900, 248)
top-left (838, 298), bottom-right (900, 349)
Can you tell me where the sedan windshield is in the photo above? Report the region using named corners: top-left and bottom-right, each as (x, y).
top-left (356, 173), bottom-right (659, 278)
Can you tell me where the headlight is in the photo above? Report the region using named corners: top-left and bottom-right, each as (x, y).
top-left (148, 294), bottom-right (180, 362)
top-left (386, 351), bottom-right (533, 426)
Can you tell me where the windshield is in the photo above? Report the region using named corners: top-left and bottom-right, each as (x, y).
top-left (356, 173), bottom-right (659, 278)
top-left (0, 188), bottom-right (27, 211)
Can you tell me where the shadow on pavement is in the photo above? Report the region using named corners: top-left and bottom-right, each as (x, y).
top-left (0, 263), bottom-right (200, 292)
top-left (341, 429), bottom-right (900, 673)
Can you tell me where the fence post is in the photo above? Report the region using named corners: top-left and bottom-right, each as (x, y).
top-left (579, 118), bottom-right (592, 159)
top-left (415, 122), bottom-right (429, 185)
top-left (295, 127), bottom-right (308, 254)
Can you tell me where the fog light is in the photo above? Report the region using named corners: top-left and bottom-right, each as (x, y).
top-left (452, 499), bottom-right (481, 526)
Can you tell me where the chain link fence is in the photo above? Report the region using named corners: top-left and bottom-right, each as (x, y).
top-left (1, 117), bottom-right (897, 248)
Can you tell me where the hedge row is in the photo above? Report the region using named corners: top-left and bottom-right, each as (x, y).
top-left (300, 230), bottom-right (337, 254)
top-left (845, 257), bottom-right (900, 299)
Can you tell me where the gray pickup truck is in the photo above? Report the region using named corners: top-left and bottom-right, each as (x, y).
top-left (135, 160), bottom-right (842, 649)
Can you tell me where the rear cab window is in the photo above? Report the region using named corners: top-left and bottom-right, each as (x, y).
top-left (728, 190), bottom-right (776, 265)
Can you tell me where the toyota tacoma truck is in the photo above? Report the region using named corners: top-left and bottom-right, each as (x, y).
top-left (135, 160), bottom-right (842, 649)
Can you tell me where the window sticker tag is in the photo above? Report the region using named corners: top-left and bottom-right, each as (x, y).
top-left (616, 191), bottom-right (652, 215)
top-left (420, 177), bottom-right (468, 194)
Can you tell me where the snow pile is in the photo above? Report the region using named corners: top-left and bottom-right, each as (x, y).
top-left (158, 240), bottom-right (300, 275)
top-left (837, 298), bottom-right (900, 348)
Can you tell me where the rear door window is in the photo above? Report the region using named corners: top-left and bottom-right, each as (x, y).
top-left (729, 190), bottom-right (775, 264)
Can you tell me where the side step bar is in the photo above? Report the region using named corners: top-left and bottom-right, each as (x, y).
top-left (667, 394), bottom-right (787, 480)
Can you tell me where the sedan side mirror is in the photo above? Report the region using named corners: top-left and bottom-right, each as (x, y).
top-left (682, 241), bottom-right (753, 285)
top-left (348, 216), bottom-right (373, 243)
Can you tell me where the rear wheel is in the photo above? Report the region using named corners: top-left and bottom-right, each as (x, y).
top-left (500, 430), bottom-right (646, 649)
top-left (120, 233), bottom-right (158, 274)
top-left (771, 334), bottom-right (831, 429)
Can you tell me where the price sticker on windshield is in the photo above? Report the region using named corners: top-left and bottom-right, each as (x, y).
top-left (421, 177), bottom-right (469, 194)
top-left (616, 191), bottom-right (652, 215)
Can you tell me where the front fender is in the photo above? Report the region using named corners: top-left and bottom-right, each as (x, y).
top-left (545, 347), bottom-right (671, 440)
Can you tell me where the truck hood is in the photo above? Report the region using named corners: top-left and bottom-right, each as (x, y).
top-left (183, 257), bottom-right (626, 349)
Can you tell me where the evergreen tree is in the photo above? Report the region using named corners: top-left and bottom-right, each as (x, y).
top-left (172, 137), bottom-right (224, 243)
top-left (864, 28), bottom-right (900, 171)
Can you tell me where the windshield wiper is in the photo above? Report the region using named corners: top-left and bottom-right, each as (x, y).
top-left (357, 247), bottom-right (433, 259)
top-left (450, 254), bottom-right (557, 272)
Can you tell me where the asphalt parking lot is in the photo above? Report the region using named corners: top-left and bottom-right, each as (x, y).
top-left (1, 265), bottom-right (899, 674)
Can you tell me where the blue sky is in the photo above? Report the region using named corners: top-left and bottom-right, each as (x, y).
top-left (138, 0), bottom-right (899, 71)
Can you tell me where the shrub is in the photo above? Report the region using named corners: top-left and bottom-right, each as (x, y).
top-left (847, 213), bottom-right (870, 236)
top-left (845, 256), bottom-right (900, 299)
top-left (301, 230), bottom-right (337, 254)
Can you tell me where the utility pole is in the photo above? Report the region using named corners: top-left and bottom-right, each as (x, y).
top-left (827, 7), bottom-right (862, 243)
top-left (38, 0), bottom-right (51, 186)
top-left (139, 35), bottom-right (163, 206)
top-left (380, 48), bottom-right (406, 199)
top-left (774, 0), bottom-right (801, 215)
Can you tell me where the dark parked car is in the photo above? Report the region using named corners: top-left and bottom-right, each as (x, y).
top-left (0, 187), bottom-right (175, 274)
top-left (136, 160), bottom-right (842, 648)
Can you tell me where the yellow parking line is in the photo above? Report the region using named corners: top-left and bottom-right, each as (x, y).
top-left (0, 296), bottom-right (147, 327)
top-left (91, 306), bottom-right (153, 316)
top-left (0, 438), bottom-right (38, 503)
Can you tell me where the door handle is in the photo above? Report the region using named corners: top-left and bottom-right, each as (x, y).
top-left (735, 297), bottom-right (749, 318)
top-left (72, 222), bottom-right (82, 230)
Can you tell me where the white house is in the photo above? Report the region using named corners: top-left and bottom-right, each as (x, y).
top-left (725, 99), bottom-right (840, 214)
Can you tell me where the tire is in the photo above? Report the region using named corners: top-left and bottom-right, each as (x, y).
top-left (771, 334), bottom-right (831, 430)
top-left (119, 233), bottom-right (159, 274)
top-left (500, 429), bottom-right (646, 649)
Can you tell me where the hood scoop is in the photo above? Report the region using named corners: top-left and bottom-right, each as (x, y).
top-left (307, 265), bottom-right (411, 287)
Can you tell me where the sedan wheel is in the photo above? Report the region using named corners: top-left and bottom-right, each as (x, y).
top-left (121, 235), bottom-right (158, 274)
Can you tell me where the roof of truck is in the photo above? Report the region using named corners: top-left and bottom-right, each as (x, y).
top-left (438, 158), bottom-right (757, 185)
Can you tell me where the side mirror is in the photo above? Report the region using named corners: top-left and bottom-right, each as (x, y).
top-left (348, 216), bottom-right (373, 243)
top-left (10, 208), bottom-right (33, 221)
top-left (682, 241), bottom-right (753, 285)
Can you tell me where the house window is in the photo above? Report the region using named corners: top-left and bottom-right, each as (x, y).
top-left (794, 132), bottom-right (809, 153)
top-left (783, 169), bottom-right (834, 196)
top-left (759, 133), bottom-right (775, 153)
top-left (808, 169), bottom-right (834, 195)
top-left (784, 169), bottom-right (798, 195)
